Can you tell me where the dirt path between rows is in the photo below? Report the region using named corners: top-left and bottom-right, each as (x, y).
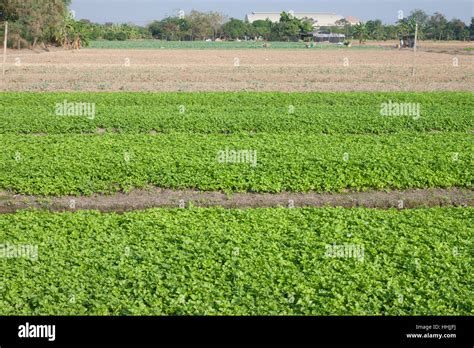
top-left (0, 188), bottom-right (471, 213)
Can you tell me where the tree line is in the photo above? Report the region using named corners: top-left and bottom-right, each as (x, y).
top-left (143, 10), bottom-right (474, 42)
top-left (0, 1), bottom-right (472, 49)
top-left (339, 10), bottom-right (473, 42)
top-left (148, 11), bottom-right (313, 41)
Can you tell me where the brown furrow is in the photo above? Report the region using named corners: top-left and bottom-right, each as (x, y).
top-left (0, 188), bottom-right (472, 213)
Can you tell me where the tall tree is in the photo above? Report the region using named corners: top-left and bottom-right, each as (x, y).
top-left (272, 11), bottom-right (312, 41)
top-left (447, 19), bottom-right (467, 40)
top-left (0, 0), bottom-right (71, 47)
top-left (186, 11), bottom-right (225, 40)
top-left (251, 19), bottom-right (272, 40)
top-left (222, 18), bottom-right (246, 39)
top-left (427, 12), bottom-right (448, 40)
top-left (470, 18), bottom-right (474, 39)
top-left (365, 20), bottom-right (385, 40)
top-left (407, 9), bottom-right (429, 39)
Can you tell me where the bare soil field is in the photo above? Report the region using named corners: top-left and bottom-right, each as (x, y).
top-left (0, 45), bottom-right (472, 92)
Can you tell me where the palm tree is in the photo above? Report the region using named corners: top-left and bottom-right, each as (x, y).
top-left (54, 13), bottom-right (90, 49)
top-left (353, 23), bottom-right (367, 44)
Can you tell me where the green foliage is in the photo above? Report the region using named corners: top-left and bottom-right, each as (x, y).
top-left (273, 12), bottom-right (303, 41)
top-left (148, 17), bottom-right (191, 40)
top-left (114, 31), bottom-right (127, 41)
top-left (185, 10), bottom-right (225, 40)
top-left (0, 92), bottom-right (471, 195)
top-left (397, 18), bottom-right (417, 38)
top-left (0, 132), bottom-right (471, 195)
top-left (365, 20), bottom-right (385, 40)
top-left (353, 23), bottom-right (368, 44)
top-left (1, 0), bottom-right (150, 48)
top-left (1, 0), bottom-right (70, 48)
top-left (0, 4), bottom-right (471, 48)
top-left (88, 40), bottom-right (384, 49)
top-left (78, 22), bottom-right (150, 42)
top-left (266, 12), bottom-right (315, 41)
top-left (427, 12), bottom-right (448, 40)
top-left (1, 207), bottom-right (472, 315)
top-left (103, 31), bottom-right (116, 41)
top-left (55, 13), bottom-right (91, 49)
top-left (0, 92), bottom-right (471, 135)
top-left (406, 9), bottom-right (430, 40)
top-left (471, 18), bottom-right (474, 39)
top-left (358, 10), bottom-right (471, 41)
top-left (222, 18), bottom-right (248, 39)
top-left (251, 20), bottom-right (272, 40)
top-left (146, 10), bottom-right (312, 42)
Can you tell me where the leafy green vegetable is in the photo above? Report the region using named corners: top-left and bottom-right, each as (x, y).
top-left (1, 207), bottom-right (471, 315)
top-left (0, 133), bottom-right (471, 195)
top-left (0, 92), bottom-right (471, 135)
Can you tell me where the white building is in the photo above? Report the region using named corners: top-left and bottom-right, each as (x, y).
top-left (245, 12), bottom-right (348, 28)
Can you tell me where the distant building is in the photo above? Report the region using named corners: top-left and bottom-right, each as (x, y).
top-left (344, 16), bottom-right (361, 25)
top-left (245, 12), bottom-right (351, 28)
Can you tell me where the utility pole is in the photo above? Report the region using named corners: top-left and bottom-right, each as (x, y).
top-left (2, 21), bottom-right (7, 76)
top-left (411, 23), bottom-right (418, 77)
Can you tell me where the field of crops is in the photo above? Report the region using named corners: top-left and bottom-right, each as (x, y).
top-left (1, 207), bottom-right (472, 315)
top-left (1, 92), bottom-right (472, 195)
top-left (2, 133), bottom-right (472, 195)
top-left (1, 89), bottom-right (472, 317)
top-left (0, 1), bottom-right (472, 342)
top-left (89, 40), bottom-right (385, 50)
top-left (1, 92), bottom-right (472, 134)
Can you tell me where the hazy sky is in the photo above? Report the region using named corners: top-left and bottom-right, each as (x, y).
top-left (70, 0), bottom-right (473, 25)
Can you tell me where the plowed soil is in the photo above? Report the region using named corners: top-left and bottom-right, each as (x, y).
top-left (1, 46), bottom-right (472, 92)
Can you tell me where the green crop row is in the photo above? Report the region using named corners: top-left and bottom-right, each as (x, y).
top-left (0, 133), bottom-right (471, 195)
top-left (1, 207), bottom-right (471, 315)
top-left (88, 40), bottom-right (386, 50)
top-left (0, 92), bottom-right (471, 135)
